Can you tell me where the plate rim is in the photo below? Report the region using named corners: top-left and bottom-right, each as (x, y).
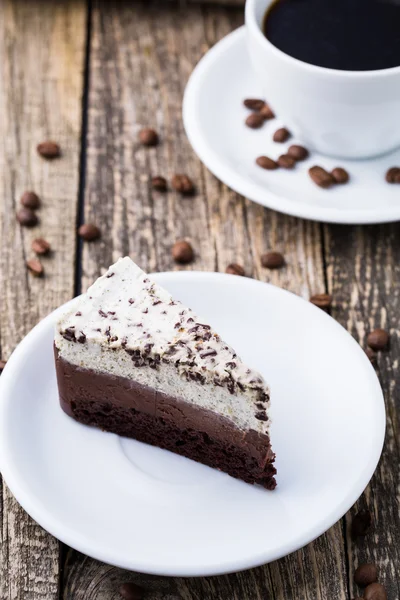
top-left (0, 271), bottom-right (386, 576)
top-left (183, 26), bottom-right (400, 226)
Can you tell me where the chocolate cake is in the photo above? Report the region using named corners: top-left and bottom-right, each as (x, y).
top-left (54, 258), bottom-right (276, 489)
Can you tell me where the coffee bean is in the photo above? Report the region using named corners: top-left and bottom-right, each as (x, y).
top-left (119, 581), bottom-right (144, 600)
top-left (385, 166), bottom-right (400, 183)
top-left (287, 144), bottom-right (309, 161)
top-left (277, 154), bottom-right (296, 169)
top-left (245, 113), bottom-right (265, 129)
top-left (331, 167), bottom-right (350, 184)
top-left (351, 509), bottom-right (372, 538)
top-left (20, 191), bottom-right (41, 210)
top-left (261, 251), bottom-right (285, 269)
top-left (256, 156), bottom-right (278, 170)
top-left (367, 328), bottom-right (389, 351)
top-left (78, 223), bottom-right (101, 241)
top-left (365, 347), bottom-right (377, 364)
top-left (171, 174), bottom-right (195, 195)
top-left (273, 127), bottom-right (290, 143)
top-left (243, 98), bottom-right (265, 111)
top-left (37, 141), bottom-right (61, 159)
top-left (26, 259), bottom-right (44, 277)
top-left (354, 564), bottom-right (378, 587)
top-left (226, 263), bottom-right (245, 276)
top-left (310, 293), bottom-right (332, 309)
top-left (152, 176), bottom-right (167, 191)
top-left (309, 165), bottom-right (335, 188)
top-left (138, 128), bottom-right (159, 147)
top-left (364, 582), bottom-right (387, 600)
top-left (172, 240), bottom-right (194, 264)
top-left (259, 103), bottom-right (275, 119)
top-left (32, 238), bottom-right (51, 256)
top-left (0, 360), bottom-right (7, 374)
top-left (16, 208), bottom-right (39, 227)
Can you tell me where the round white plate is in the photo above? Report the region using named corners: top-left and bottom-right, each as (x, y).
top-left (183, 27), bottom-right (400, 225)
top-left (0, 272), bottom-right (385, 576)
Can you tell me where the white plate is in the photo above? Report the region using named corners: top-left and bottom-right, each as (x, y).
top-left (183, 27), bottom-right (400, 225)
top-left (0, 272), bottom-right (385, 576)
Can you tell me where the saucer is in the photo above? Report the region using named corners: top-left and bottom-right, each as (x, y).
top-left (183, 27), bottom-right (400, 224)
top-left (0, 272), bottom-right (385, 576)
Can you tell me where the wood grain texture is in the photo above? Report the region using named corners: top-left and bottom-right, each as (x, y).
top-left (0, 1), bottom-right (87, 598)
top-left (325, 224), bottom-right (400, 600)
top-left (65, 3), bottom-right (348, 599)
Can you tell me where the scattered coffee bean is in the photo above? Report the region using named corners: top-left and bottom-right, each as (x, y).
top-left (354, 564), bottom-right (378, 587)
top-left (32, 238), bottom-right (51, 256)
top-left (261, 251), bottom-right (285, 269)
top-left (226, 263), bottom-right (245, 276)
top-left (309, 165), bottom-right (335, 188)
top-left (310, 293), bottom-right (332, 309)
top-left (172, 240), bottom-right (194, 264)
top-left (16, 208), bottom-right (39, 227)
top-left (256, 156), bottom-right (278, 170)
top-left (37, 141), bottom-right (61, 159)
top-left (245, 113), bottom-right (265, 129)
top-left (364, 582), bottom-right (387, 600)
top-left (365, 347), bottom-right (377, 364)
top-left (171, 174), bottom-right (195, 195)
top-left (138, 128), bottom-right (159, 147)
top-left (277, 154), bottom-right (296, 169)
top-left (273, 127), bottom-right (290, 143)
top-left (20, 191), bottom-right (41, 210)
top-left (351, 509), bottom-right (372, 538)
top-left (287, 144), bottom-right (309, 161)
top-left (78, 223), bottom-right (101, 242)
top-left (331, 167), bottom-right (350, 184)
top-left (259, 103), bottom-right (275, 119)
top-left (151, 176), bottom-right (167, 192)
top-left (367, 328), bottom-right (389, 351)
top-left (119, 581), bottom-right (144, 600)
top-left (0, 360), bottom-right (6, 374)
top-left (385, 166), bottom-right (400, 183)
top-left (243, 98), bottom-right (265, 111)
top-left (26, 259), bottom-right (44, 277)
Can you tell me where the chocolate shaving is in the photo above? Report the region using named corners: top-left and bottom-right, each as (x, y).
top-left (128, 298), bottom-right (135, 304)
top-left (75, 312), bottom-right (82, 317)
top-left (77, 332), bottom-right (86, 344)
top-left (62, 327), bottom-right (76, 342)
top-left (200, 349), bottom-right (217, 359)
top-left (106, 272), bottom-right (115, 278)
top-left (153, 299), bottom-right (162, 306)
top-left (98, 309), bottom-right (107, 318)
top-left (255, 411), bottom-right (268, 421)
top-left (226, 361), bottom-right (236, 369)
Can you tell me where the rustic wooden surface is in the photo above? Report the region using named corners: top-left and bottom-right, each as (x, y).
top-left (0, 1), bottom-right (86, 599)
top-left (0, 1), bottom-right (398, 599)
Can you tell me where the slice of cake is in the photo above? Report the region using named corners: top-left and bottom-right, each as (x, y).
top-left (54, 257), bottom-right (276, 489)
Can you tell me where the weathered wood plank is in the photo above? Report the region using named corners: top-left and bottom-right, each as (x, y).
top-left (325, 224), bottom-right (400, 600)
top-left (0, 1), bottom-right (87, 598)
top-left (65, 3), bottom-right (347, 599)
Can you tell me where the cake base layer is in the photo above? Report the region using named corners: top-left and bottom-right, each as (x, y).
top-left (55, 351), bottom-right (276, 490)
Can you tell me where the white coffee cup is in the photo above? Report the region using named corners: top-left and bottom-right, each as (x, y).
top-left (246, 0), bottom-right (400, 159)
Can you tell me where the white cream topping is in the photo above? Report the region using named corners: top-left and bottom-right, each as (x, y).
top-left (55, 257), bottom-right (270, 433)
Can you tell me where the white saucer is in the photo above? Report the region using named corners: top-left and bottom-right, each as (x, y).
top-left (183, 27), bottom-right (400, 225)
top-left (0, 272), bottom-right (385, 576)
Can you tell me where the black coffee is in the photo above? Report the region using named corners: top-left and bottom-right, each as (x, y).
top-left (264, 0), bottom-right (400, 71)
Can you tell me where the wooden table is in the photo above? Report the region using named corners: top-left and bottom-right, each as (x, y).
top-left (0, 1), bottom-right (399, 598)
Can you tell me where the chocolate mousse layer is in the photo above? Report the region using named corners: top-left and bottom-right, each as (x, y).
top-left (55, 350), bottom-right (276, 490)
